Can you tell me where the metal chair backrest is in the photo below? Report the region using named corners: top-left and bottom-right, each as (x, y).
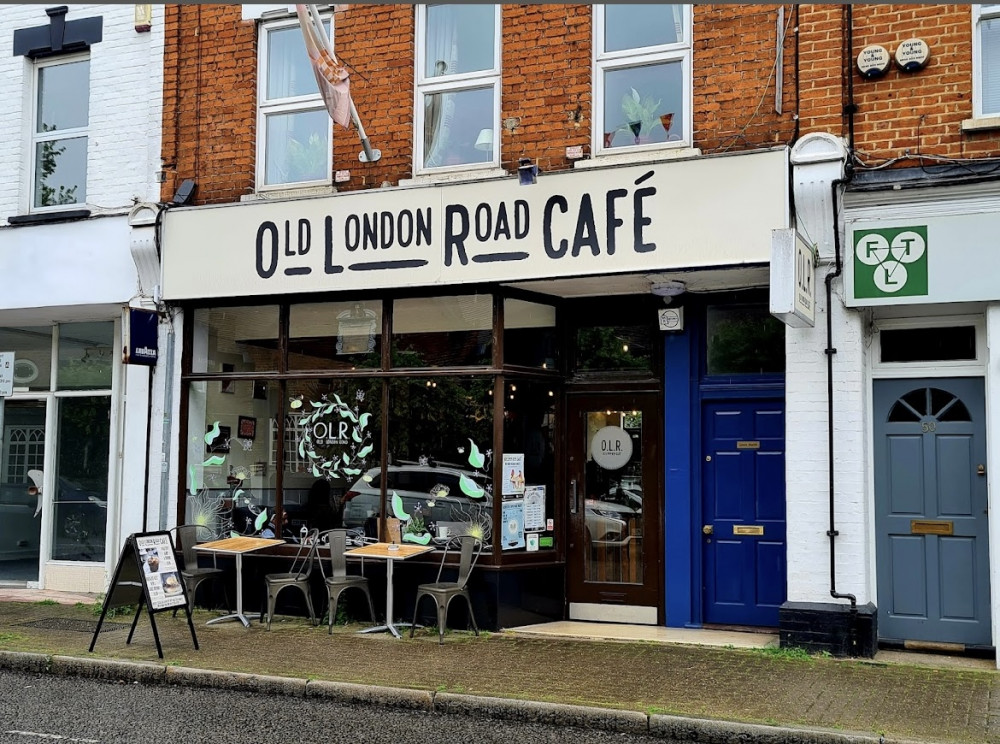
top-left (173, 524), bottom-right (204, 569)
top-left (318, 529), bottom-right (349, 580)
top-left (436, 534), bottom-right (482, 589)
top-left (288, 528), bottom-right (320, 580)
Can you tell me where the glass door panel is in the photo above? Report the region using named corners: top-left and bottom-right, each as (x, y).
top-left (0, 400), bottom-right (46, 582)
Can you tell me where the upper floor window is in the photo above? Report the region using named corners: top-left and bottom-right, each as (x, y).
top-left (257, 16), bottom-right (332, 189)
top-left (415, 4), bottom-right (500, 172)
top-left (594, 4), bottom-right (690, 154)
top-left (975, 5), bottom-right (1000, 117)
top-left (32, 56), bottom-right (89, 210)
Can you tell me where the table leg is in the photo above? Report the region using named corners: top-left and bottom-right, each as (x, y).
top-left (357, 558), bottom-right (405, 638)
top-left (206, 552), bottom-right (251, 627)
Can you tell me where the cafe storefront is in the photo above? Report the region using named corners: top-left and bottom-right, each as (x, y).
top-left (159, 147), bottom-right (790, 629)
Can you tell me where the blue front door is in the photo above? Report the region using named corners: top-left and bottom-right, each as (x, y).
top-left (701, 400), bottom-right (786, 626)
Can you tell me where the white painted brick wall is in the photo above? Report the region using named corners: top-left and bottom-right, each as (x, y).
top-left (785, 267), bottom-right (874, 605)
top-left (0, 4), bottom-right (164, 222)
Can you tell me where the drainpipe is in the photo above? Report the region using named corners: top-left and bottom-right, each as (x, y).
top-left (826, 3), bottom-right (859, 610)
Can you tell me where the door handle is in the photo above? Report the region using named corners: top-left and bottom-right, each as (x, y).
top-left (702, 524), bottom-right (713, 535)
top-left (570, 479), bottom-right (578, 514)
top-left (978, 464), bottom-right (986, 477)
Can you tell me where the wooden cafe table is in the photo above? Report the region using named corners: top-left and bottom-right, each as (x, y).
top-left (194, 536), bottom-right (285, 627)
top-left (345, 542), bottom-right (434, 638)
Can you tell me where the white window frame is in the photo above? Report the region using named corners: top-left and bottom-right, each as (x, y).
top-left (592, 4), bottom-right (692, 157)
top-left (30, 53), bottom-right (89, 213)
top-left (255, 14), bottom-right (333, 192)
top-left (413, 4), bottom-right (502, 175)
top-left (871, 314), bottom-right (987, 379)
top-left (973, 4), bottom-right (1000, 118)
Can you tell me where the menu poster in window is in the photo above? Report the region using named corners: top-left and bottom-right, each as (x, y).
top-left (522, 485), bottom-right (546, 532)
top-left (502, 453), bottom-right (525, 497)
top-left (135, 533), bottom-right (187, 611)
top-left (501, 499), bottom-right (526, 550)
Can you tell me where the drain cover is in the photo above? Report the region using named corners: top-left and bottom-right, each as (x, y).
top-left (18, 618), bottom-right (130, 633)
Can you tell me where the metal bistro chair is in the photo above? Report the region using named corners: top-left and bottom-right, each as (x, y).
top-left (318, 529), bottom-right (376, 633)
top-left (410, 534), bottom-right (482, 644)
top-left (263, 528), bottom-right (320, 630)
top-left (170, 524), bottom-right (229, 616)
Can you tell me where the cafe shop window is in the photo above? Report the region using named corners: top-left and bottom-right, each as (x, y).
top-left (415, 4), bottom-right (501, 172)
top-left (975, 5), bottom-right (1000, 117)
top-left (257, 15), bottom-right (332, 188)
top-left (289, 300), bottom-right (383, 372)
top-left (593, 4), bottom-right (690, 154)
top-left (392, 295), bottom-right (493, 368)
top-left (504, 298), bottom-right (558, 370)
top-left (190, 306), bottom-right (280, 375)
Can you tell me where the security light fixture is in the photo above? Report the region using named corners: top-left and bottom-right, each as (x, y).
top-left (171, 179), bottom-right (196, 206)
top-left (518, 157), bottom-right (539, 186)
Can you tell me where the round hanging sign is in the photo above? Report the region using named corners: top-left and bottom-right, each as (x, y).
top-left (856, 44), bottom-right (891, 79)
top-left (894, 38), bottom-right (930, 72)
top-left (591, 426), bottom-right (634, 471)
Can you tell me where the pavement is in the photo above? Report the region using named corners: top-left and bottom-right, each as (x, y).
top-left (0, 587), bottom-right (998, 744)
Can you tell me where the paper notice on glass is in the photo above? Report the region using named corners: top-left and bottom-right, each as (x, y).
top-left (522, 485), bottom-right (546, 531)
top-left (135, 533), bottom-right (186, 611)
top-left (501, 499), bottom-right (525, 550)
top-left (502, 453), bottom-right (526, 496)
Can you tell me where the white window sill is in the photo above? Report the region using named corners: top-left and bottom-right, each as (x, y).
top-left (241, 185), bottom-right (338, 203)
top-left (399, 168), bottom-right (508, 187)
top-left (961, 116), bottom-right (1000, 132)
top-left (574, 146), bottom-right (702, 169)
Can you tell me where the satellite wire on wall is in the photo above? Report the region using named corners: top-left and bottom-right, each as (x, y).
top-left (297, 4), bottom-right (381, 163)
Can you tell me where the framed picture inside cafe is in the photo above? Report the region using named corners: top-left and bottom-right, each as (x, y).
top-left (238, 416), bottom-right (256, 441)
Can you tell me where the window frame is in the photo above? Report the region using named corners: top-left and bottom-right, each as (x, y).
top-left (974, 4), bottom-right (1000, 118)
top-left (255, 14), bottom-right (333, 191)
top-left (413, 3), bottom-right (502, 175)
top-left (592, 4), bottom-right (692, 157)
top-left (30, 53), bottom-right (90, 213)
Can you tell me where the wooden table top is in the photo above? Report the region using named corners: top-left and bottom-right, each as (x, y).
top-left (194, 536), bottom-right (286, 554)
top-left (346, 542), bottom-right (435, 560)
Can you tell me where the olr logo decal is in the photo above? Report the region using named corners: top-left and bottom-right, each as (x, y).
top-left (853, 226), bottom-right (927, 299)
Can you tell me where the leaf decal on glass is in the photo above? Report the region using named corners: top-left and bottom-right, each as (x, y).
top-left (203, 455), bottom-right (226, 467)
top-left (343, 467), bottom-right (361, 476)
top-left (459, 473), bottom-right (485, 499)
top-left (188, 465), bottom-right (199, 495)
top-left (352, 428), bottom-right (363, 443)
top-left (467, 439), bottom-right (485, 470)
top-left (339, 408), bottom-right (358, 423)
top-left (358, 444), bottom-right (373, 458)
top-left (403, 532), bottom-right (431, 545)
top-left (234, 489), bottom-right (244, 499)
top-left (312, 466), bottom-right (321, 477)
top-left (342, 453), bottom-right (350, 464)
top-left (391, 491), bottom-right (410, 520)
top-left (324, 403), bottom-right (335, 415)
top-left (359, 412), bottom-right (371, 428)
top-left (230, 530), bottom-right (240, 538)
top-left (204, 421), bottom-right (220, 445)
top-left (255, 509), bottom-right (269, 532)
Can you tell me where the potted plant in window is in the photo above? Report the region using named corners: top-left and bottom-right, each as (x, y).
top-left (619, 87), bottom-right (668, 145)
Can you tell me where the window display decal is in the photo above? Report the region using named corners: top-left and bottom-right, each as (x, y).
top-left (296, 392), bottom-right (373, 481)
top-left (502, 500), bottom-right (525, 550)
top-left (523, 485), bottom-right (546, 532)
top-left (502, 453), bottom-right (525, 496)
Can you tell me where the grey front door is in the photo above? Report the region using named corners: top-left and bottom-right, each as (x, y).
top-left (874, 378), bottom-right (990, 646)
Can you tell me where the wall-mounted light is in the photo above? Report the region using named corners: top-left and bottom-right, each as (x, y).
top-left (650, 280), bottom-right (686, 298)
top-left (170, 179), bottom-right (196, 205)
top-left (518, 157), bottom-right (539, 186)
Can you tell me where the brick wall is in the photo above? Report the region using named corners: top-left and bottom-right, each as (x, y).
top-left (798, 4), bottom-right (1000, 164)
top-left (162, 4), bottom-right (801, 205)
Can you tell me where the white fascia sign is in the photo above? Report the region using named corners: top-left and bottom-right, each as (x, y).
top-left (769, 227), bottom-right (816, 328)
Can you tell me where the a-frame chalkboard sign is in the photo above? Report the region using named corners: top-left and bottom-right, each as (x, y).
top-left (89, 531), bottom-right (199, 659)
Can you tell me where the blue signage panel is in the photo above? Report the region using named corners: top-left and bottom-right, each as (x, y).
top-left (126, 308), bottom-right (159, 366)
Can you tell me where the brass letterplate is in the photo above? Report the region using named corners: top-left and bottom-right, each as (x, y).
top-left (737, 441), bottom-right (760, 450)
top-left (733, 525), bottom-right (764, 536)
top-left (910, 520), bottom-right (954, 536)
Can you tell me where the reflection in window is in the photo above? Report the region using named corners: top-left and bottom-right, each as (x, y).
top-left (384, 377), bottom-right (494, 546)
top-left (52, 396), bottom-right (110, 561)
top-left (392, 295), bottom-right (493, 367)
top-left (0, 326), bottom-right (52, 392)
top-left (706, 305), bottom-right (785, 376)
top-left (575, 325), bottom-right (652, 373)
top-left (879, 326), bottom-right (976, 363)
top-left (191, 306), bottom-right (280, 374)
top-left (289, 301), bottom-right (383, 371)
top-left (504, 299), bottom-right (558, 370)
top-left (977, 6), bottom-right (1000, 116)
top-left (57, 321), bottom-right (114, 391)
top-left (418, 4), bottom-right (500, 170)
top-left (595, 4), bottom-right (689, 152)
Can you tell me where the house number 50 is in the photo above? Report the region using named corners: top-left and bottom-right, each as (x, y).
top-left (921, 422), bottom-right (936, 433)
